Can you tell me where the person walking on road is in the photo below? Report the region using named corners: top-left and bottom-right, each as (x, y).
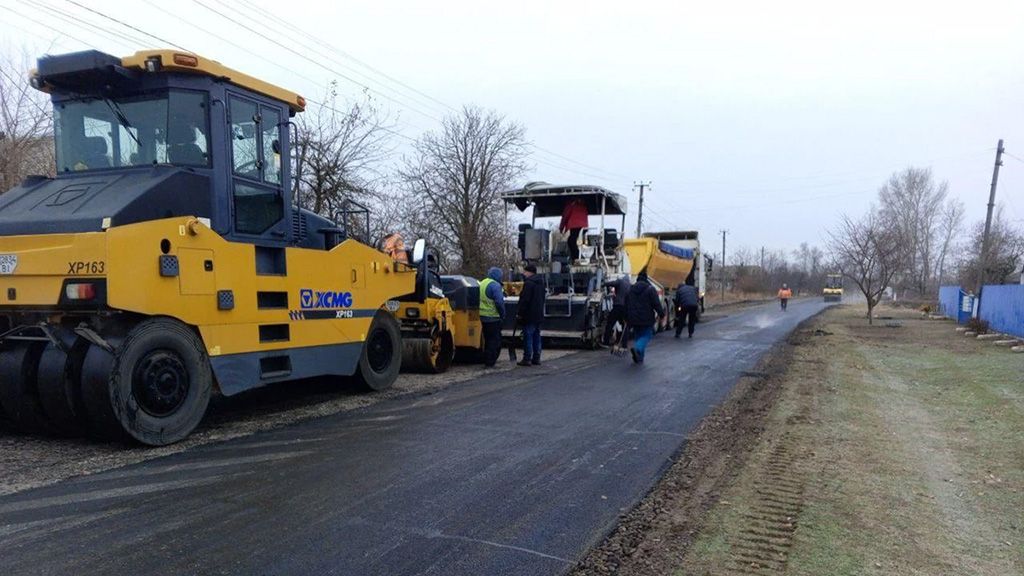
top-left (674, 279), bottom-right (700, 339)
top-left (602, 274), bottom-right (631, 347)
top-left (479, 267), bottom-right (507, 367)
top-left (516, 265), bottom-right (546, 366)
top-left (625, 270), bottom-right (665, 364)
top-left (778, 283), bottom-right (793, 311)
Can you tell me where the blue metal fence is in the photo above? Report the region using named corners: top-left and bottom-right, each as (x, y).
top-left (939, 284), bottom-right (1024, 336)
top-left (978, 284), bottom-right (1024, 338)
top-left (938, 285), bottom-right (961, 320)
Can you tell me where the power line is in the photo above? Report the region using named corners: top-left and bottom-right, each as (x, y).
top-left (25, 0), bottom-right (154, 48)
top-left (1004, 151), bottom-right (1024, 165)
top-left (9, 2), bottom-right (134, 50)
top-left (187, 0), bottom-right (444, 124)
top-left (229, 0), bottom-right (457, 116)
top-left (63, 0), bottom-right (189, 52)
top-left (9, 2), bottom-right (644, 191)
top-left (135, 0), bottom-right (332, 95)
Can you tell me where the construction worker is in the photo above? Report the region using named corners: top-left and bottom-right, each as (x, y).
top-left (674, 279), bottom-right (700, 339)
top-left (602, 274), bottom-right (631, 346)
top-left (778, 283), bottom-right (793, 311)
top-left (625, 270), bottom-right (665, 364)
top-left (382, 233), bottom-right (409, 264)
top-left (559, 198), bottom-right (589, 262)
top-left (479, 267), bottom-right (507, 367)
top-left (516, 264), bottom-right (546, 366)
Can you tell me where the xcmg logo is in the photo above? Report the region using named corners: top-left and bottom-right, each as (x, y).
top-left (299, 289), bottom-right (354, 309)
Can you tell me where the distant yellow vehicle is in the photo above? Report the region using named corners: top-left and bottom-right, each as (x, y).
top-left (0, 49), bottom-right (419, 445)
top-left (824, 273), bottom-right (844, 302)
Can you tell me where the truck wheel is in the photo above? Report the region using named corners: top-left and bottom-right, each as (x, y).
top-left (355, 312), bottom-right (402, 391)
top-left (82, 318), bottom-right (211, 445)
top-left (0, 342), bottom-right (57, 435)
top-left (36, 340), bottom-right (90, 436)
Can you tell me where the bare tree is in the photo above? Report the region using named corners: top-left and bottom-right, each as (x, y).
top-left (876, 167), bottom-right (949, 296)
top-left (292, 84), bottom-right (395, 243)
top-left (933, 198), bottom-right (965, 285)
top-left (828, 210), bottom-right (905, 324)
top-left (958, 206), bottom-right (1024, 288)
top-left (399, 105), bottom-right (528, 276)
top-left (0, 49), bottom-right (54, 191)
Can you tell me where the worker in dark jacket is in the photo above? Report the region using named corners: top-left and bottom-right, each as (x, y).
top-left (479, 267), bottom-right (506, 367)
top-left (624, 270), bottom-right (664, 364)
top-left (516, 265), bottom-right (546, 366)
top-left (602, 275), bottom-right (631, 346)
top-left (674, 280), bottom-right (700, 339)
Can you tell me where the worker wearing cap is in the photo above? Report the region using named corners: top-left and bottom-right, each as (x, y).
top-left (516, 264), bottom-right (546, 366)
top-left (479, 267), bottom-right (506, 367)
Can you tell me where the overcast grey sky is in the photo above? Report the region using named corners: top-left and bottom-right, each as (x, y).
top-left (3, 0), bottom-right (1021, 255)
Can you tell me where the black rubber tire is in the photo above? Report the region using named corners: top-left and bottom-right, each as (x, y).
top-left (354, 312), bottom-right (402, 391)
top-left (81, 318), bottom-right (212, 446)
top-left (36, 340), bottom-right (90, 437)
top-left (0, 342), bottom-right (59, 435)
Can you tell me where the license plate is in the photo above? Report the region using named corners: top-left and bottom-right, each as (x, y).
top-left (0, 255), bottom-right (16, 275)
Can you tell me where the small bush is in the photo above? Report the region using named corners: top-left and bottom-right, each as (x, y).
top-left (919, 303), bottom-right (933, 314)
top-left (966, 317), bottom-right (990, 334)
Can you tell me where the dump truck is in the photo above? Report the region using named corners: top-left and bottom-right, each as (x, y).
top-left (823, 273), bottom-right (843, 302)
top-left (0, 49), bottom-right (421, 445)
top-left (501, 183), bottom-right (628, 347)
top-left (623, 231), bottom-right (710, 328)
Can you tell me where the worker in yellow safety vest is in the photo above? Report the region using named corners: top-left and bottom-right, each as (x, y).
top-left (479, 267), bottom-right (506, 367)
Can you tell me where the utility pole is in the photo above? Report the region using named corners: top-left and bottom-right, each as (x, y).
top-left (634, 181), bottom-right (650, 237)
top-left (976, 139), bottom-right (1004, 304)
top-left (720, 229), bottom-right (728, 301)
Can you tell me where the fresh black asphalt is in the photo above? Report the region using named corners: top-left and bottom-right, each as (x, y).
top-left (0, 299), bottom-right (828, 575)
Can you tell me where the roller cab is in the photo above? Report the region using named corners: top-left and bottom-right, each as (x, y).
top-left (0, 49), bottom-right (416, 445)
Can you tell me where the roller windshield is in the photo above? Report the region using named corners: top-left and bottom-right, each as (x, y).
top-left (54, 90), bottom-right (209, 172)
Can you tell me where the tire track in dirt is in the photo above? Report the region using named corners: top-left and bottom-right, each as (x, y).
top-left (726, 435), bottom-right (807, 574)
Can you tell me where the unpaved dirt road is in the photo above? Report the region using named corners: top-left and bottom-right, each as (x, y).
top-left (0, 299), bottom-right (828, 575)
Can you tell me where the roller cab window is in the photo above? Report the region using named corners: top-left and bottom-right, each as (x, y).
top-left (229, 95), bottom-right (284, 235)
top-left (54, 90), bottom-right (209, 172)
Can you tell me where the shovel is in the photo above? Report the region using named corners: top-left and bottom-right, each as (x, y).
top-left (508, 323), bottom-right (519, 362)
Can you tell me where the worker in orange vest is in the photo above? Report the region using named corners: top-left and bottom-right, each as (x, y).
top-left (777, 283), bottom-right (793, 311)
top-left (383, 232), bottom-right (409, 264)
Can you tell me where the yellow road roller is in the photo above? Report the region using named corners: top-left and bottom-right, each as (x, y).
top-left (0, 49), bottom-right (419, 445)
top-left (393, 245), bottom-right (484, 372)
